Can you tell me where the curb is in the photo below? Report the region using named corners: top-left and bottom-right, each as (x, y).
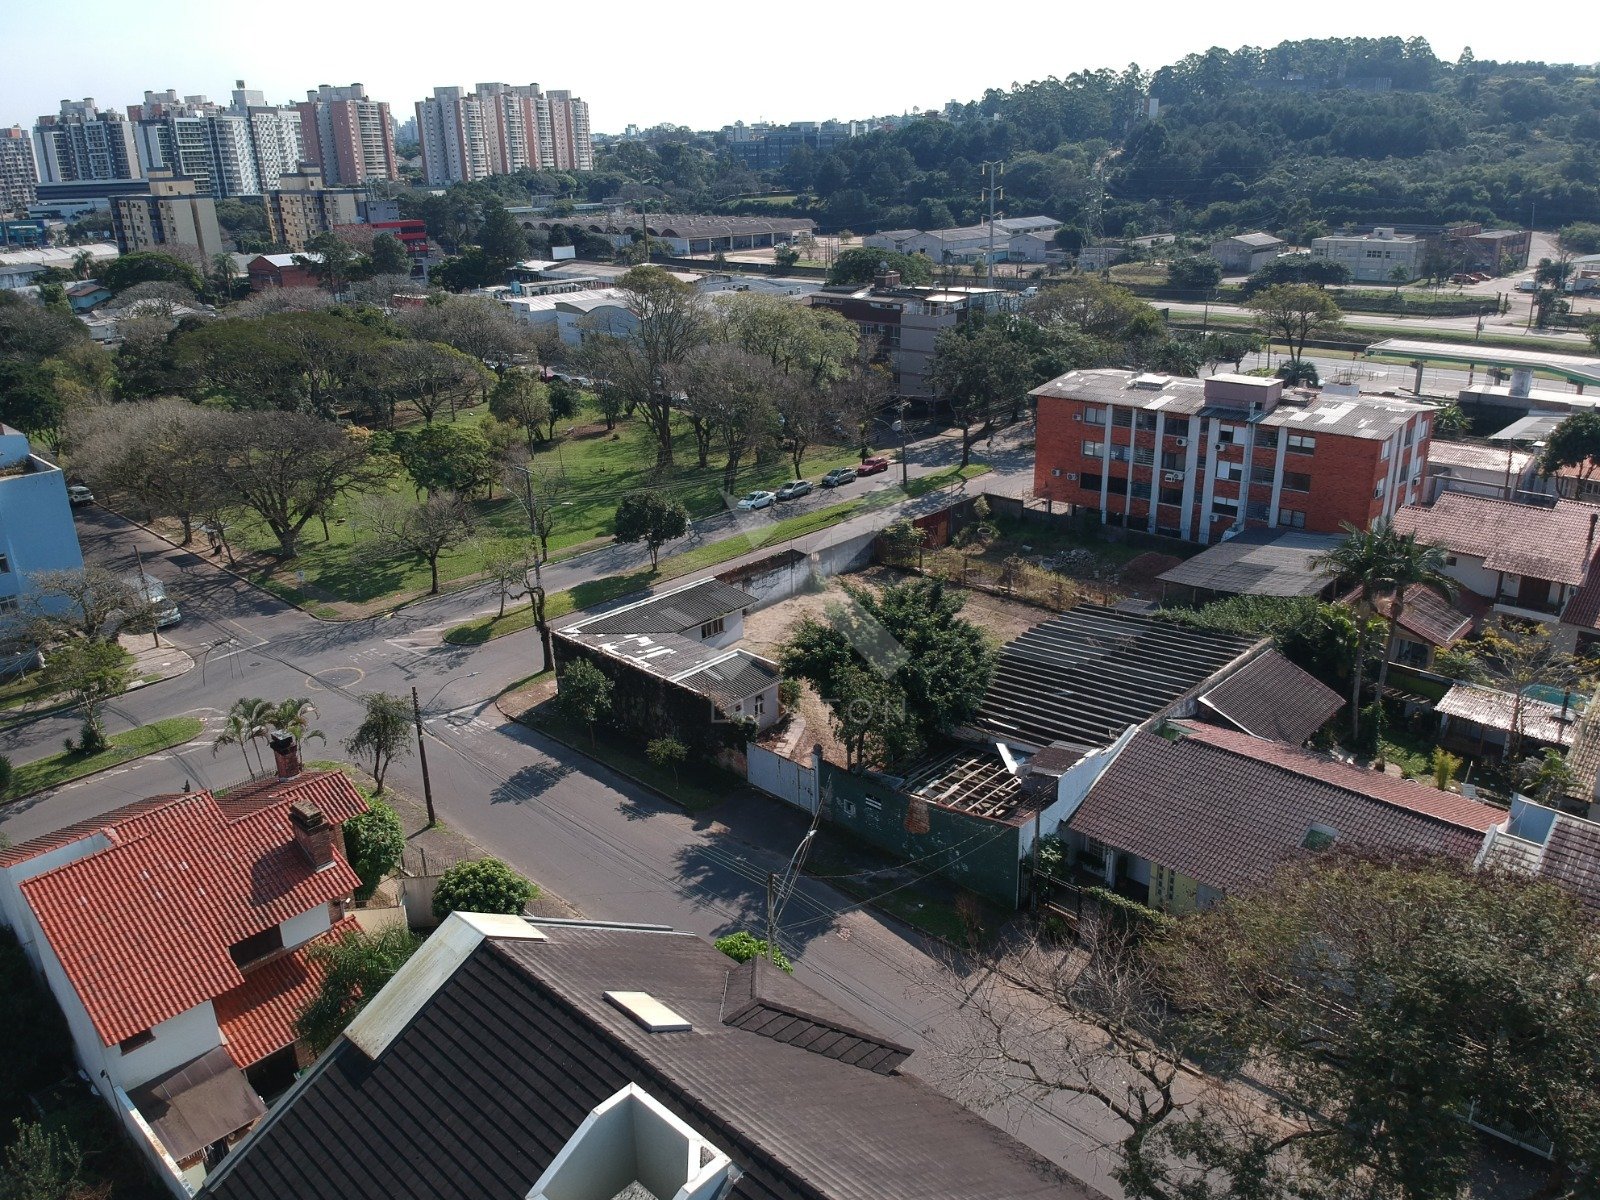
top-left (1, 721), bottom-right (203, 809)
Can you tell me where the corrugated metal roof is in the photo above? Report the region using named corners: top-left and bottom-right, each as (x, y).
top-left (567, 578), bottom-right (757, 636)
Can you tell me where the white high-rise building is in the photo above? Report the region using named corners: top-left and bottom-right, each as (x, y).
top-left (416, 86), bottom-right (493, 185)
top-left (416, 82), bottom-right (593, 183)
top-left (32, 100), bottom-right (143, 183)
top-left (0, 126), bottom-right (39, 214)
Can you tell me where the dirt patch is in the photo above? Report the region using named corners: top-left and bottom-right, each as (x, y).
top-left (496, 673), bottom-right (557, 721)
top-left (1119, 551), bottom-right (1184, 600)
top-left (567, 421), bottom-right (618, 441)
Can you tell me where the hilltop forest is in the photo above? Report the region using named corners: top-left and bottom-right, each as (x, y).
top-left (396, 37), bottom-right (1600, 250)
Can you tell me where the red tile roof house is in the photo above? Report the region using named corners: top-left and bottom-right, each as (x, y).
top-left (0, 742), bottom-right (367, 1195)
top-left (1058, 720), bottom-right (1505, 913)
top-left (1393, 491), bottom-right (1600, 654)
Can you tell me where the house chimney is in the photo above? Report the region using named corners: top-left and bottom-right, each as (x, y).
top-left (270, 730), bottom-right (301, 780)
top-left (290, 801), bottom-right (335, 870)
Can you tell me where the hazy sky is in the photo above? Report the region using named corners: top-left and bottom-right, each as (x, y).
top-left (2, 0), bottom-right (1580, 134)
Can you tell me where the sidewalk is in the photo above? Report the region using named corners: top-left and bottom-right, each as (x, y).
top-left (0, 633), bottom-right (194, 731)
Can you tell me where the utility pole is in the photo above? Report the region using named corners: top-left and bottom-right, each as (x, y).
top-left (980, 160), bottom-right (1003, 289)
top-left (765, 805), bottom-right (821, 966)
top-left (134, 546), bottom-right (159, 648)
top-left (896, 398), bottom-right (909, 488)
top-left (410, 686), bottom-right (436, 826)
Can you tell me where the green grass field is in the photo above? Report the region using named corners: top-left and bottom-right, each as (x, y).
top-left (232, 402), bottom-right (871, 613)
top-left (6, 717), bottom-right (202, 801)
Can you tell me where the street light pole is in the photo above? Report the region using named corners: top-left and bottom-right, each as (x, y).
top-left (410, 685), bottom-right (437, 827)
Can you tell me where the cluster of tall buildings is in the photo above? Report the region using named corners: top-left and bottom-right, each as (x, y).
top-left (23, 82), bottom-right (399, 202)
top-left (415, 83), bottom-right (592, 185)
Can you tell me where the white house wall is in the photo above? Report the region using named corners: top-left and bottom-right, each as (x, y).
top-left (278, 902), bottom-right (333, 951)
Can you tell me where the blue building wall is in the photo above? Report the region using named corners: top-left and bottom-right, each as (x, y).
top-left (0, 429), bottom-right (86, 617)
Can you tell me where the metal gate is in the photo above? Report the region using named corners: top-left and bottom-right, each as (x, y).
top-left (747, 743), bottom-right (817, 814)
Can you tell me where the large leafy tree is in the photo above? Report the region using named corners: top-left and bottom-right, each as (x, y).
top-left (613, 490), bottom-right (689, 568)
top-left (1539, 411), bottom-right (1600, 485)
top-left (827, 247), bottom-right (933, 287)
top-left (295, 925), bottom-right (419, 1054)
top-left (69, 398), bottom-right (221, 544)
top-left (1245, 284), bottom-right (1343, 368)
top-left (477, 200), bottom-right (529, 266)
top-left (343, 691), bottom-right (412, 792)
top-left (395, 423), bottom-right (494, 498)
top-left (99, 251), bottom-right (204, 296)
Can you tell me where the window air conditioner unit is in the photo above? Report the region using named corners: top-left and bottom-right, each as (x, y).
top-left (1164, 471), bottom-right (1183, 483)
top-left (1064, 473), bottom-right (1078, 482)
top-left (1073, 413), bottom-right (1083, 422)
top-left (1174, 437), bottom-right (1188, 448)
top-left (1051, 468), bottom-right (1062, 477)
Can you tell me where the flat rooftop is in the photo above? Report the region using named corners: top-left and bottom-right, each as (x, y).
top-left (1157, 528), bottom-right (1341, 598)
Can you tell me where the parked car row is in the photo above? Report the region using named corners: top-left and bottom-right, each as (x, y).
top-left (736, 458), bottom-right (898, 511)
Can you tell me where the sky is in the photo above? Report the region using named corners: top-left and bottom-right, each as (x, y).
top-left (2, 0), bottom-right (1583, 135)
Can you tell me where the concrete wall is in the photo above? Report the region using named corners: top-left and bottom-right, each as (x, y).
top-left (110, 1083), bottom-right (192, 1199)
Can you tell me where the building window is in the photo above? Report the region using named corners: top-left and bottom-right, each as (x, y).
top-left (1283, 472), bottom-right (1312, 492)
top-left (1278, 508), bottom-right (1306, 528)
top-left (1161, 451), bottom-right (1185, 471)
top-left (1111, 409), bottom-right (1133, 428)
top-left (1380, 440), bottom-right (1391, 460)
top-left (118, 1029), bottom-right (155, 1054)
top-left (1080, 472), bottom-right (1103, 493)
top-left (1082, 440), bottom-right (1104, 459)
top-left (699, 617), bottom-right (724, 640)
top-left (1374, 478), bottom-right (1387, 499)
top-left (1133, 446), bottom-right (1154, 466)
top-left (1135, 412), bottom-right (1157, 431)
top-left (0, 597), bottom-right (17, 613)
top-left (1246, 500), bottom-right (1271, 521)
top-left (1108, 445), bottom-right (1130, 463)
top-left (1213, 495), bottom-right (1240, 512)
top-left (864, 797), bottom-right (882, 813)
top-left (1159, 486), bottom-right (1184, 506)
top-left (752, 694), bottom-right (765, 718)
top-left (1256, 427), bottom-right (1278, 449)
top-left (228, 925), bottom-right (284, 968)
top-left (1250, 465), bottom-right (1276, 486)
top-left (1084, 407), bottom-right (1106, 426)
top-left (1131, 480), bottom-right (1152, 500)
top-left (0, 555), bottom-right (9, 574)
top-left (1165, 417), bottom-right (1189, 438)
top-left (1218, 425), bottom-right (1238, 446)
top-left (1218, 461), bottom-right (1243, 482)
top-left (1287, 434), bottom-right (1316, 454)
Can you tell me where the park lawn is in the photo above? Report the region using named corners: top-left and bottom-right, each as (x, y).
top-left (235, 402), bottom-right (867, 614)
top-left (6, 717), bottom-right (202, 801)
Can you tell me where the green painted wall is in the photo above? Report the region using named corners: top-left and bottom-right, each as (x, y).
top-left (820, 763), bottom-right (1023, 908)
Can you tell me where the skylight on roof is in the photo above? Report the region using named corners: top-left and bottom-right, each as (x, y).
top-left (1302, 823), bottom-right (1338, 852)
top-left (605, 991), bottom-right (691, 1033)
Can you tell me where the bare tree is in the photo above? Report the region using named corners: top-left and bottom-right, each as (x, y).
top-left (22, 566), bottom-right (161, 646)
top-left (359, 492), bottom-right (473, 595)
top-left (500, 454), bottom-right (565, 562)
top-left (480, 549), bottom-right (529, 618)
top-left (386, 340), bottom-right (489, 424)
top-left (71, 399), bottom-right (222, 543)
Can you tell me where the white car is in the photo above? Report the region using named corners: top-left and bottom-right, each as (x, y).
top-left (736, 490), bottom-right (776, 511)
top-left (66, 485), bottom-right (94, 505)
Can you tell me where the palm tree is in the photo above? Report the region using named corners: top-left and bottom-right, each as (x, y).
top-left (211, 712), bottom-right (256, 778)
top-left (71, 250), bottom-right (94, 281)
top-left (1371, 530), bottom-right (1455, 701)
top-left (272, 697), bottom-right (326, 751)
top-left (217, 697), bottom-right (276, 774)
top-left (1312, 522), bottom-right (1399, 741)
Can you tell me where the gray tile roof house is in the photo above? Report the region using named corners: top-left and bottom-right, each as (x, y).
top-left (1067, 720), bottom-right (1503, 897)
top-left (1480, 798), bottom-right (1600, 913)
top-left (196, 914), bottom-right (1094, 1200)
top-left (1197, 648), bottom-right (1343, 745)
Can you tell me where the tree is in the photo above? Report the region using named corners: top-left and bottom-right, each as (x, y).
top-left (557, 658), bottom-right (613, 743)
top-left (298, 231), bottom-right (362, 296)
top-left (370, 233), bottom-right (411, 277)
top-left (934, 852), bottom-right (1600, 1200)
top-left (502, 457), bottom-right (565, 562)
top-left (360, 492), bottom-right (474, 594)
top-left (1245, 284), bottom-right (1343, 368)
top-left (212, 709), bottom-right (262, 778)
top-left (342, 799), bottom-right (405, 900)
top-left (673, 344), bottom-right (779, 488)
top-left (1370, 526), bottom-right (1455, 699)
top-left (45, 640), bottom-right (131, 752)
top-left (1540, 411), bottom-right (1600, 485)
top-left (1518, 748), bottom-right (1577, 806)
top-left (69, 399), bottom-right (221, 544)
top-left (1468, 619), bottom-right (1587, 761)
top-left (773, 244), bottom-right (800, 272)
top-left (714, 930), bottom-right (792, 973)
top-left (1, 1119), bottom-right (86, 1200)
top-left (646, 735), bottom-right (687, 788)
top-left (1167, 255), bottom-right (1224, 290)
top-left (827, 247), bottom-right (933, 287)
top-left (23, 566), bottom-right (157, 645)
top-left (431, 857), bottom-right (538, 920)
top-left (99, 251), bottom-right (204, 296)
top-left (386, 341), bottom-right (489, 424)
top-left (395, 295), bottom-right (536, 397)
top-left (830, 664), bottom-right (922, 768)
top-left (613, 491), bottom-right (689, 568)
top-left (395, 424), bottom-right (494, 498)
top-left (271, 696), bottom-right (324, 750)
top-left (481, 548), bottom-right (528, 618)
top-left (545, 376), bottom-right (581, 439)
top-left (1312, 523), bottom-right (1402, 742)
top-left (344, 692), bottom-right (412, 791)
top-left (718, 292), bottom-right (859, 386)
top-left (488, 369), bottom-right (552, 450)
top-left (294, 925), bottom-right (419, 1054)
top-left (477, 200), bottom-right (529, 266)
top-left (206, 411), bottom-right (378, 557)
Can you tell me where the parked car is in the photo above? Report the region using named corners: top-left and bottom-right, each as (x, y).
top-left (856, 456), bottom-right (891, 477)
top-left (66, 485), bottom-right (94, 506)
top-left (820, 468), bottom-right (857, 488)
top-left (736, 490), bottom-right (776, 511)
top-left (1516, 278), bottom-right (1538, 292)
top-left (775, 480), bottom-right (812, 501)
top-left (123, 573), bottom-right (181, 629)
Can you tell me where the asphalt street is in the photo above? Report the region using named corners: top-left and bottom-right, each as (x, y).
top-left (0, 428), bottom-right (1131, 1194)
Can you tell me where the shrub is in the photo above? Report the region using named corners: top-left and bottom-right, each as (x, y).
top-left (778, 679), bottom-right (802, 708)
top-left (342, 799), bottom-right (405, 901)
top-left (1034, 834), bottom-right (1066, 880)
top-left (714, 930), bottom-right (793, 973)
top-left (431, 857), bottom-right (538, 920)
top-left (1431, 747), bottom-right (1464, 790)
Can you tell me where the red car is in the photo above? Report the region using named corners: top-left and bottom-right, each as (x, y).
top-left (856, 456), bottom-right (891, 476)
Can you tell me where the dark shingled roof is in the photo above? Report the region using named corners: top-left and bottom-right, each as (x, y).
top-left (568, 578), bottom-right (757, 636)
top-left (975, 604), bottom-right (1258, 750)
top-left (720, 956), bottom-right (912, 1074)
top-left (198, 923), bottom-right (1089, 1200)
top-left (1068, 723), bottom-right (1500, 894)
top-left (1199, 649), bottom-right (1343, 745)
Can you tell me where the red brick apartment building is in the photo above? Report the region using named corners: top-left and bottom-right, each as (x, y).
top-left (1032, 369), bottom-right (1434, 543)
